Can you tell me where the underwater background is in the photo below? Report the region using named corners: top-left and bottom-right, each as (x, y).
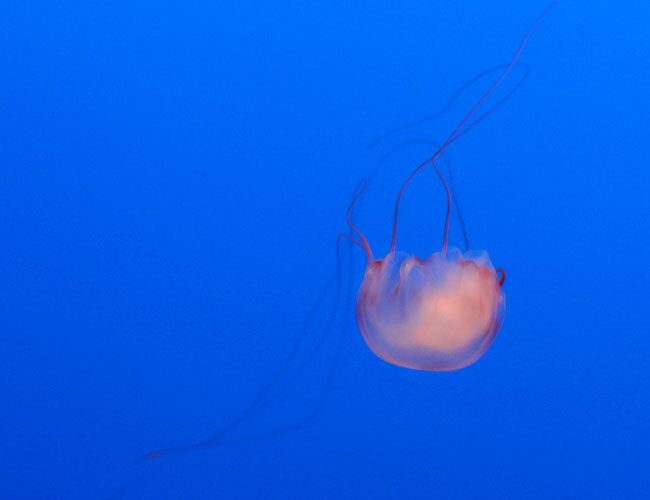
top-left (3, 1), bottom-right (650, 499)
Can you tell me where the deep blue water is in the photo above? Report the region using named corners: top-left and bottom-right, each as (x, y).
top-left (3, 1), bottom-right (650, 499)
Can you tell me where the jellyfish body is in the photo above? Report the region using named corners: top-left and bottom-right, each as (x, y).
top-left (347, 0), bottom-right (559, 372)
top-left (356, 248), bottom-right (505, 371)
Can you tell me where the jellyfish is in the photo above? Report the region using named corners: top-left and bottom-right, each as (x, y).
top-left (346, 0), bottom-right (559, 371)
top-left (109, 3), bottom-right (559, 498)
top-left (350, 177), bottom-right (506, 371)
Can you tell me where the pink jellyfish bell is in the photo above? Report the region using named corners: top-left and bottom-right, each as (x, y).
top-left (356, 247), bottom-right (505, 371)
top-left (346, 0), bottom-right (559, 370)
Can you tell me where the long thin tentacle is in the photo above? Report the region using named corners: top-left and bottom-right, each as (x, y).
top-left (390, 1), bottom-right (559, 253)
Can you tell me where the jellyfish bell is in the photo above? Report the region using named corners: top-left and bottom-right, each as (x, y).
top-left (356, 248), bottom-right (505, 371)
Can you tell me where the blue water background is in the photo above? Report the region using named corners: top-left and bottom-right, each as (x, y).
top-left (3, 1), bottom-right (649, 499)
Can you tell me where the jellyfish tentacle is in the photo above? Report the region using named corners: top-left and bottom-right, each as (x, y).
top-left (236, 234), bottom-right (352, 420)
top-left (136, 192), bottom-right (364, 464)
top-left (442, 0), bottom-right (559, 151)
top-left (222, 234), bottom-right (356, 444)
top-left (445, 62), bottom-right (529, 147)
top-left (496, 268), bottom-right (506, 286)
top-left (370, 139), bottom-right (470, 251)
top-left (390, 157), bottom-right (432, 253)
top-left (431, 158), bottom-right (452, 257)
top-left (110, 243), bottom-right (352, 499)
top-left (346, 179), bottom-right (373, 262)
top-left (136, 260), bottom-right (343, 461)
top-left (369, 62), bottom-right (530, 254)
top-left (391, 0), bottom-right (559, 253)
top-left (338, 233), bottom-right (364, 249)
top-left (441, 148), bottom-right (470, 251)
top-left (367, 61), bottom-right (529, 152)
